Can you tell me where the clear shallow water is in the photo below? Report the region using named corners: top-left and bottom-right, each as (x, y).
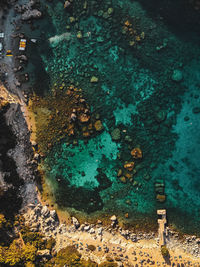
top-left (24, 0), bottom-right (200, 233)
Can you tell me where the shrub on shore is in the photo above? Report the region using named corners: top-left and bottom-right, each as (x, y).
top-left (21, 227), bottom-right (46, 250)
top-left (88, 244), bottom-right (96, 251)
top-left (161, 245), bottom-right (169, 258)
top-left (0, 240), bottom-right (37, 266)
top-left (45, 245), bottom-right (97, 266)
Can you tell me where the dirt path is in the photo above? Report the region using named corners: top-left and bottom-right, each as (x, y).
top-left (0, 0), bottom-right (27, 100)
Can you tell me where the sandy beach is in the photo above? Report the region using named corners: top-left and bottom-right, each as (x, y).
top-left (23, 202), bottom-right (200, 266)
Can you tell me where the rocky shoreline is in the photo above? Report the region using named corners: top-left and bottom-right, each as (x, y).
top-left (23, 203), bottom-right (200, 265)
top-left (0, 0), bottom-right (43, 207)
top-left (0, 0), bottom-right (200, 266)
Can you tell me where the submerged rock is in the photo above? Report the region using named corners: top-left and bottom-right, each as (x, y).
top-left (64, 0), bottom-right (71, 9)
top-left (131, 148), bottom-right (142, 159)
top-left (155, 110), bottom-right (167, 123)
top-left (111, 128), bottom-right (121, 141)
top-left (156, 194), bottom-right (166, 202)
top-left (192, 107), bottom-right (200, 114)
top-left (77, 31), bottom-right (83, 39)
top-left (124, 162), bottom-right (135, 171)
top-left (94, 120), bottom-right (103, 131)
top-left (90, 76), bottom-right (99, 83)
top-left (171, 69), bottom-right (183, 82)
top-left (79, 113), bottom-right (90, 123)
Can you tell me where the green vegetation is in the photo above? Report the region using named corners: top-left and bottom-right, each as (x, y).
top-left (21, 226), bottom-right (46, 250)
top-left (0, 240), bottom-right (37, 266)
top-left (161, 245), bottom-right (169, 258)
top-left (0, 215), bottom-right (118, 267)
top-left (87, 244), bottom-right (96, 251)
top-left (45, 237), bottom-right (56, 251)
top-left (0, 213), bottom-right (13, 246)
top-left (46, 245), bottom-right (97, 267)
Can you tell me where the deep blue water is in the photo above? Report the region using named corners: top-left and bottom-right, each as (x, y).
top-left (24, 0), bottom-right (200, 233)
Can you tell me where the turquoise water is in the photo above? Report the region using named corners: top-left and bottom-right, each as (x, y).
top-left (24, 0), bottom-right (200, 233)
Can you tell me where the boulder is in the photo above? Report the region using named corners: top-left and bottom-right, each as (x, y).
top-left (71, 217), bottom-right (80, 229)
top-left (107, 7), bottom-right (114, 15)
top-left (131, 147), bottom-right (142, 159)
top-left (34, 205), bottom-right (42, 215)
top-left (156, 194), bottom-right (166, 202)
top-left (79, 113), bottom-right (90, 123)
top-left (155, 110), bottom-right (167, 123)
top-left (45, 217), bottom-right (54, 226)
top-left (70, 113), bottom-right (77, 122)
top-left (84, 225), bottom-right (90, 231)
top-left (41, 205), bottom-right (50, 218)
top-left (90, 76), bottom-right (99, 83)
top-left (17, 55), bottom-right (28, 61)
top-left (97, 227), bottom-right (103, 235)
top-left (64, 1), bottom-right (71, 8)
top-left (77, 31), bottom-right (82, 39)
top-left (89, 228), bottom-right (95, 234)
top-left (110, 215), bottom-right (117, 222)
top-left (22, 9), bottom-right (42, 20)
top-left (171, 69), bottom-right (183, 82)
top-left (124, 162), bottom-right (135, 171)
top-left (37, 249), bottom-right (51, 258)
top-left (94, 120), bottom-right (103, 131)
top-left (50, 210), bottom-right (57, 219)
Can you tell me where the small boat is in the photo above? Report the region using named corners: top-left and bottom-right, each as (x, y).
top-left (19, 39), bottom-right (27, 51)
top-left (6, 50), bottom-right (13, 56)
top-left (30, 38), bottom-right (37, 43)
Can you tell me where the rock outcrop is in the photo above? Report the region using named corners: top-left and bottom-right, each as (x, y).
top-left (22, 9), bottom-right (42, 20)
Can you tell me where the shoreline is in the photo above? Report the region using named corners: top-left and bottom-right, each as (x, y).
top-left (23, 202), bottom-right (200, 266)
top-left (17, 74), bottom-right (200, 265)
top-left (0, 0), bottom-right (200, 266)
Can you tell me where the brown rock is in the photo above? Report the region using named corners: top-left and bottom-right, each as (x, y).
top-left (131, 147), bottom-right (142, 159)
top-left (117, 169), bottom-right (123, 177)
top-left (94, 120), bottom-right (103, 131)
top-left (120, 176), bottom-right (126, 183)
top-left (83, 131), bottom-right (90, 138)
top-left (124, 162), bottom-right (135, 171)
top-left (88, 123), bottom-right (93, 130)
top-left (156, 194), bottom-right (166, 202)
top-left (79, 113), bottom-right (90, 123)
top-left (124, 172), bottom-right (133, 179)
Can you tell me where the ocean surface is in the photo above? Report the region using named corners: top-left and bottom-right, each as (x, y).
top-left (23, 0), bottom-right (200, 234)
